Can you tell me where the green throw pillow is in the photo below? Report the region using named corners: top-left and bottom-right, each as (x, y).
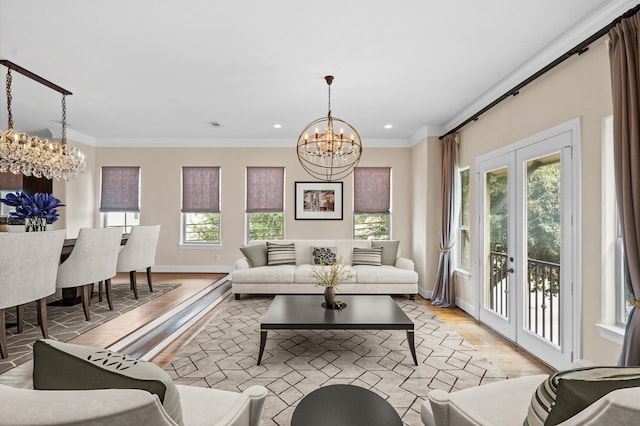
top-left (240, 243), bottom-right (268, 267)
top-left (33, 339), bottom-right (184, 426)
top-left (525, 366), bottom-right (640, 426)
top-left (266, 242), bottom-right (296, 266)
top-left (372, 240), bottom-right (400, 266)
top-left (352, 246), bottom-right (383, 266)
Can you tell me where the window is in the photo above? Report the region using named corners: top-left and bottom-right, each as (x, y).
top-left (0, 172), bottom-right (22, 217)
top-left (100, 166), bottom-right (140, 233)
top-left (246, 167), bottom-right (284, 242)
top-left (353, 167), bottom-right (391, 240)
top-left (603, 115), bottom-right (631, 327)
top-left (458, 167), bottom-right (471, 271)
top-left (616, 215), bottom-right (632, 325)
top-left (182, 167), bottom-right (220, 244)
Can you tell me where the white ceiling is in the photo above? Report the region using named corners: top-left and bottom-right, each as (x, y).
top-left (0, 0), bottom-right (635, 147)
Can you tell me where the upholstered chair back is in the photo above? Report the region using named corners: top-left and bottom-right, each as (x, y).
top-left (117, 225), bottom-right (161, 273)
top-left (0, 230), bottom-right (66, 309)
top-left (56, 227), bottom-right (122, 289)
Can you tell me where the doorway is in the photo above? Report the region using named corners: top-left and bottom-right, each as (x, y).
top-left (476, 120), bottom-right (580, 370)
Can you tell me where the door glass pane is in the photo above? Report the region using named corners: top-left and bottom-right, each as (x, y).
top-left (486, 167), bottom-right (509, 318)
top-left (525, 153), bottom-right (561, 346)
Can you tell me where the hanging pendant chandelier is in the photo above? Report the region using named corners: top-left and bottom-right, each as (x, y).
top-left (296, 75), bottom-right (362, 181)
top-left (0, 60), bottom-right (86, 180)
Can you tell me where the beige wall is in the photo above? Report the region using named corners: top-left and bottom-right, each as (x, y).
top-left (411, 136), bottom-right (442, 296)
top-left (448, 39), bottom-right (619, 364)
top-left (56, 140), bottom-right (97, 237)
top-left (93, 146), bottom-right (414, 272)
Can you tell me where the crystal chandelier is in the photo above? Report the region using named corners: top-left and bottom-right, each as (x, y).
top-left (296, 76), bottom-right (362, 181)
top-left (0, 61), bottom-right (86, 180)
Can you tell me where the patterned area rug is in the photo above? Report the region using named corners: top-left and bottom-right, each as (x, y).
top-left (0, 283), bottom-right (180, 374)
top-left (165, 296), bottom-right (507, 425)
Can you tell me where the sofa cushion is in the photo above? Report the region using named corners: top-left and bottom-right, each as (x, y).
top-left (525, 366), bottom-right (640, 426)
top-left (311, 246), bottom-right (337, 265)
top-left (231, 265), bottom-right (296, 284)
top-left (295, 264), bottom-right (357, 284)
top-left (372, 240), bottom-right (400, 265)
top-left (33, 339), bottom-right (183, 426)
top-left (240, 243), bottom-right (268, 267)
top-left (352, 247), bottom-right (383, 266)
top-left (266, 242), bottom-right (296, 266)
top-left (352, 265), bottom-right (419, 284)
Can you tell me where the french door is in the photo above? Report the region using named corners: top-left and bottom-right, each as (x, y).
top-left (477, 123), bottom-right (577, 370)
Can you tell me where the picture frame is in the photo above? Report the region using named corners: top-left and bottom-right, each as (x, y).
top-left (295, 181), bottom-right (343, 220)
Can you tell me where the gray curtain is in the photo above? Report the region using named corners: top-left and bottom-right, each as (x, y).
top-left (432, 133), bottom-right (459, 307)
top-left (609, 13), bottom-right (640, 366)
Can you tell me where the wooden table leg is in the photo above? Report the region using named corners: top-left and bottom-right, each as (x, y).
top-left (407, 329), bottom-right (418, 366)
top-left (257, 329), bottom-right (268, 365)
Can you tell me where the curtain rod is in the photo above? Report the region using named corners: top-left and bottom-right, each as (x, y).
top-left (0, 59), bottom-right (72, 96)
top-left (439, 3), bottom-right (640, 140)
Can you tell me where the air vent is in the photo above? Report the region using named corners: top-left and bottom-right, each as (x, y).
top-left (208, 121), bottom-right (222, 128)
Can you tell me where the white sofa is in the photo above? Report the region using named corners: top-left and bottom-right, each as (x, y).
top-left (231, 239), bottom-right (419, 299)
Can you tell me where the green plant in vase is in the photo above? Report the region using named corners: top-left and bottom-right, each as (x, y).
top-left (311, 257), bottom-right (354, 309)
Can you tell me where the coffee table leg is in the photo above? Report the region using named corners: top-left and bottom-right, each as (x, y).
top-left (407, 330), bottom-right (418, 366)
top-left (258, 329), bottom-right (268, 365)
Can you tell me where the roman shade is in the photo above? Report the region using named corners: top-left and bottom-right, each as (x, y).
top-left (354, 167), bottom-right (390, 213)
top-left (182, 167), bottom-right (220, 213)
top-left (246, 167), bottom-right (284, 212)
top-left (99, 166), bottom-right (140, 212)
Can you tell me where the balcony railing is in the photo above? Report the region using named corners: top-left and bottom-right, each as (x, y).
top-left (489, 251), bottom-right (561, 345)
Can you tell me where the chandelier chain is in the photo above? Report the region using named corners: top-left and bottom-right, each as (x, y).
top-left (5, 69), bottom-right (12, 129)
top-left (61, 94), bottom-right (67, 142)
top-left (327, 84), bottom-right (331, 116)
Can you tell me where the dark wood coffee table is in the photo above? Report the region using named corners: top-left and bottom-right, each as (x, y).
top-left (257, 295), bottom-right (418, 365)
top-left (291, 384), bottom-right (402, 426)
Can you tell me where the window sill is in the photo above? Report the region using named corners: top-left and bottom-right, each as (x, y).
top-left (455, 269), bottom-right (471, 281)
top-left (596, 323), bottom-right (625, 346)
top-left (179, 243), bottom-right (222, 250)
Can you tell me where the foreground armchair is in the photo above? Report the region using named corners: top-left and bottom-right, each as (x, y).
top-left (421, 361), bottom-right (640, 426)
top-left (0, 384), bottom-right (268, 426)
top-left (20, 339), bottom-right (268, 426)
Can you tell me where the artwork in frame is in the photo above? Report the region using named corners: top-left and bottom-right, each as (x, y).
top-left (295, 181), bottom-right (343, 220)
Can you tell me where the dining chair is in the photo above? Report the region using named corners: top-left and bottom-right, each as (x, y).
top-left (0, 229), bottom-right (66, 359)
top-left (56, 227), bottom-right (122, 321)
top-left (116, 225), bottom-right (161, 299)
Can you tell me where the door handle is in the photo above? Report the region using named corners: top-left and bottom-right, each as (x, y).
top-left (507, 268), bottom-right (514, 273)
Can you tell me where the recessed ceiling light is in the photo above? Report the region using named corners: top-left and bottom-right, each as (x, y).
top-left (273, 124), bottom-right (282, 129)
top-left (384, 124), bottom-right (393, 129)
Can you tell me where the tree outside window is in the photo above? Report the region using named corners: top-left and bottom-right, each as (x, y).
top-left (458, 168), bottom-right (470, 271)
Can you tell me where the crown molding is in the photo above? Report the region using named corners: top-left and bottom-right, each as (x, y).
top-left (93, 137), bottom-right (415, 149)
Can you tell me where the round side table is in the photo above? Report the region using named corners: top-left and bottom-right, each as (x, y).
top-left (291, 384), bottom-right (402, 426)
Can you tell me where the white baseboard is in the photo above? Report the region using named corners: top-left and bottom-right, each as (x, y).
top-left (455, 297), bottom-right (476, 318)
top-left (151, 265), bottom-right (234, 273)
top-left (418, 288), bottom-right (432, 299)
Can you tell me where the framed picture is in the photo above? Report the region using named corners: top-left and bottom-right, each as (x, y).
top-left (295, 181), bottom-right (343, 220)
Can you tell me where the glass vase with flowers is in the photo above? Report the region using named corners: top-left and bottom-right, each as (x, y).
top-left (0, 191), bottom-right (64, 232)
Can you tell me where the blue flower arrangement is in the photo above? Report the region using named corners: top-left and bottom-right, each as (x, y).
top-left (0, 191), bottom-right (64, 223)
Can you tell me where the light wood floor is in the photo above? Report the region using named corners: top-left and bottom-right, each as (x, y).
top-left (72, 273), bottom-right (554, 378)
